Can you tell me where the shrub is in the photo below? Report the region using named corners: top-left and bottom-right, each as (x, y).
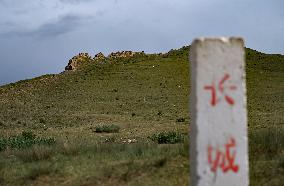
top-left (0, 131), bottom-right (55, 151)
top-left (95, 124), bottom-right (120, 133)
top-left (22, 131), bottom-right (36, 140)
top-left (0, 139), bottom-right (6, 151)
top-left (149, 131), bottom-right (184, 144)
top-left (176, 117), bottom-right (186, 122)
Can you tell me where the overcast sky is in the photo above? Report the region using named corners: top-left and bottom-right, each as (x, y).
top-left (0, 0), bottom-right (283, 85)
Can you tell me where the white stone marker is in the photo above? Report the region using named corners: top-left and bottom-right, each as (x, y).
top-left (190, 38), bottom-right (248, 186)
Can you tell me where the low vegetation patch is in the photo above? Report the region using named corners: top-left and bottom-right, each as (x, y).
top-left (149, 131), bottom-right (184, 144)
top-left (0, 131), bottom-right (55, 151)
top-left (94, 124), bottom-right (120, 133)
top-left (24, 164), bottom-right (56, 181)
top-left (249, 127), bottom-right (284, 186)
top-left (249, 127), bottom-right (284, 157)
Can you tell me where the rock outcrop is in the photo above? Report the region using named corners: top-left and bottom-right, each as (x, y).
top-left (108, 51), bottom-right (144, 59)
top-left (65, 50), bottom-right (145, 71)
top-left (94, 52), bottom-right (106, 60)
top-left (65, 53), bottom-right (92, 71)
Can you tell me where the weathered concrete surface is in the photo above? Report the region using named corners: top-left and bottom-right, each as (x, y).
top-left (190, 38), bottom-right (248, 186)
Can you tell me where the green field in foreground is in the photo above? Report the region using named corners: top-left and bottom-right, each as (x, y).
top-left (0, 46), bottom-right (283, 185)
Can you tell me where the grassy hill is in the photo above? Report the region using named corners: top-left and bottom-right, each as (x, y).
top-left (0, 46), bottom-right (283, 185)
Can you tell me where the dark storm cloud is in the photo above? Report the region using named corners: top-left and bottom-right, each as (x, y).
top-left (1, 14), bottom-right (93, 38)
top-left (30, 14), bottom-right (92, 38)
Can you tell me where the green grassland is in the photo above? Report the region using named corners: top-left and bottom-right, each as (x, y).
top-left (0, 46), bottom-right (283, 185)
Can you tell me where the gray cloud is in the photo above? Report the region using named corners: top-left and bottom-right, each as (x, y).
top-left (30, 14), bottom-right (92, 38)
top-left (0, 0), bottom-right (94, 5)
top-left (59, 0), bottom-right (94, 3)
top-left (1, 14), bottom-right (94, 38)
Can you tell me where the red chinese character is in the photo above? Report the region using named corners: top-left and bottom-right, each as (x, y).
top-left (207, 137), bottom-right (239, 173)
top-left (204, 73), bottom-right (237, 106)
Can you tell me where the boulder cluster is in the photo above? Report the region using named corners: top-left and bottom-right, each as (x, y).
top-left (65, 53), bottom-right (92, 71)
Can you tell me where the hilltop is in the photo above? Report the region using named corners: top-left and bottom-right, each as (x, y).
top-left (0, 46), bottom-right (283, 185)
top-left (1, 46), bottom-right (282, 130)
